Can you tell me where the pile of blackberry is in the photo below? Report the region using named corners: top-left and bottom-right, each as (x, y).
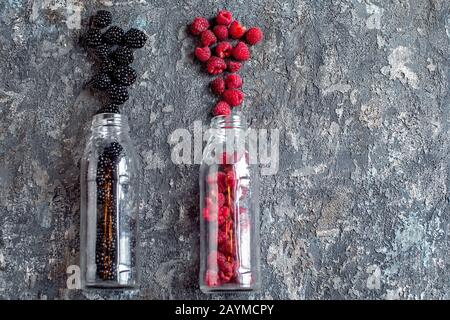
top-left (82, 10), bottom-right (147, 114)
top-left (95, 142), bottom-right (123, 281)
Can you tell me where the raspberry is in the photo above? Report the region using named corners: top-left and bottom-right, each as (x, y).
top-left (210, 77), bottom-right (225, 96)
top-left (111, 46), bottom-right (134, 65)
top-left (218, 261), bottom-right (234, 282)
top-left (206, 56), bottom-right (226, 75)
top-left (222, 89), bottom-right (244, 106)
top-left (215, 41), bottom-right (232, 59)
top-left (102, 26), bottom-right (125, 45)
top-left (226, 171), bottom-right (236, 190)
top-left (124, 28), bottom-right (147, 48)
top-left (200, 30), bottom-right (217, 46)
top-left (207, 171), bottom-right (227, 192)
top-left (190, 17), bottom-right (209, 35)
top-left (216, 10), bottom-right (232, 26)
top-left (213, 25), bottom-right (228, 41)
top-left (216, 251), bottom-right (228, 269)
top-left (227, 61), bottom-right (241, 73)
top-left (232, 41), bottom-right (250, 61)
top-left (212, 101), bottom-right (231, 116)
top-left (112, 65), bottom-right (137, 86)
top-left (205, 269), bottom-right (220, 287)
top-left (194, 46), bottom-right (211, 62)
top-left (225, 74), bottom-right (242, 89)
top-left (229, 21), bottom-right (246, 39)
top-left (92, 10), bottom-right (112, 29)
top-left (245, 27), bottom-right (263, 45)
top-left (217, 193), bottom-right (226, 207)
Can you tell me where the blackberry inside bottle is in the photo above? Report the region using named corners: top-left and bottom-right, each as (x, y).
top-left (80, 113), bottom-right (141, 288)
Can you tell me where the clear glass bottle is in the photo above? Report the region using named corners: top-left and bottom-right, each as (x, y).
top-left (80, 113), bottom-right (141, 288)
top-left (199, 114), bottom-right (260, 293)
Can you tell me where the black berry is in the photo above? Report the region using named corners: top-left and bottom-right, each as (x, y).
top-left (92, 10), bottom-right (112, 28)
top-left (107, 84), bottom-right (129, 104)
top-left (111, 46), bottom-right (134, 65)
top-left (102, 26), bottom-right (125, 45)
top-left (123, 28), bottom-right (147, 48)
top-left (84, 28), bottom-right (102, 47)
top-left (93, 43), bottom-right (111, 60)
top-left (99, 58), bottom-right (117, 74)
top-left (96, 103), bottom-right (120, 114)
top-left (112, 65), bottom-right (137, 86)
top-left (90, 73), bottom-right (112, 91)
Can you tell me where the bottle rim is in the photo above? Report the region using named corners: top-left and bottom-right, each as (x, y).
top-left (92, 113), bottom-right (127, 128)
top-left (211, 114), bottom-right (246, 129)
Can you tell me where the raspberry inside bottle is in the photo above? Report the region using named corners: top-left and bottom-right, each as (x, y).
top-left (199, 114), bottom-right (260, 292)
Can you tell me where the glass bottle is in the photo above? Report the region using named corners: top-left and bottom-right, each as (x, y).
top-left (199, 114), bottom-right (260, 292)
top-left (80, 113), bottom-right (141, 288)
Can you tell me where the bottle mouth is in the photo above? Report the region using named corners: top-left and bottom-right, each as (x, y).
top-left (211, 114), bottom-right (246, 129)
top-left (92, 113), bottom-right (126, 128)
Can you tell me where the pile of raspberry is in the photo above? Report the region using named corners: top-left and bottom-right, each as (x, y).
top-left (189, 10), bottom-right (263, 116)
top-left (202, 152), bottom-right (251, 287)
top-left (81, 10), bottom-right (147, 114)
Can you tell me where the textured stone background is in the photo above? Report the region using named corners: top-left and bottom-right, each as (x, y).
top-left (0, 0), bottom-right (449, 300)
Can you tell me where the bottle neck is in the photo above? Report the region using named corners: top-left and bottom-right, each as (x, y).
top-left (211, 114), bottom-right (247, 130)
top-left (91, 113), bottom-right (130, 137)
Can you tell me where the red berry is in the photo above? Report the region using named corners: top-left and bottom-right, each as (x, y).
top-left (190, 17), bottom-right (210, 35)
top-left (217, 193), bottom-right (226, 207)
top-left (227, 61), bottom-right (241, 73)
top-left (232, 41), bottom-right (250, 61)
top-left (212, 101), bottom-right (231, 116)
top-left (213, 25), bottom-right (228, 41)
top-left (222, 89), bottom-right (244, 106)
top-left (215, 41), bottom-right (233, 59)
top-left (194, 46), bottom-right (211, 62)
top-left (229, 21), bottom-right (246, 39)
top-left (205, 269), bottom-right (220, 287)
top-left (219, 261), bottom-right (234, 282)
top-left (210, 77), bottom-right (225, 96)
top-left (225, 74), bottom-right (243, 89)
top-left (216, 10), bottom-right (232, 26)
top-left (206, 56), bottom-right (227, 75)
top-left (225, 170), bottom-right (236, 189)
top-left (245, 27), bottom-right (263, 45)
top-left (200, 30), bottom-right (217, 46)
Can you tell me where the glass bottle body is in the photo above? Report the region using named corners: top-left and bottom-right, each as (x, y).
top-left (199, 114), bottom-right (260, 293)
top-left (80, 113), bottom-right (141, 288)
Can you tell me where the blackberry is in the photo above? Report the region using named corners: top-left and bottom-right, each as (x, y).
top-left (96, 103), bottom-right (120, 114)
top-left (99, 58), bottom-right (117, 74)
top-left (104, 142), bottom-right (123, 159)
top-left (112, 65), bottom-right (137, 86)
top-left (111, 46), bottom-right (134, 65)
top-left (84, 28), bottom-right (102, 47)
top-left (107, 84), bottom-right (129, 104)
top-left (89, 73), bottom-right (111, 91)
top-left (92, 10), bottom-right (112, 28)
top-left (102, 26), bottom-right (125, 45)
top-left (93, 43), bottom-right (111, 60)
top-left (123, 28), bottom-right (147, 48)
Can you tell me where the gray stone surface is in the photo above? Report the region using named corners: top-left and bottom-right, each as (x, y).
top-left (0, 0), bottom-right (449, 300)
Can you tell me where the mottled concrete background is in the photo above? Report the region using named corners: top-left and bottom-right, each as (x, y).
top-left (0, 0), bottom-right (449, 300)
